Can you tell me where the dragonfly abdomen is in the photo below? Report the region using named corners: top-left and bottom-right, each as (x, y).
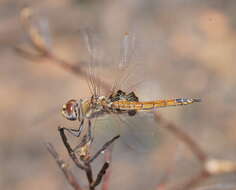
top-left (111, 98), bottom-right (201, 111)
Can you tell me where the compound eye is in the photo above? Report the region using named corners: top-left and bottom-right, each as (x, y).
top-left (62, 99), bottom-right (77, 120)
top-left (66, 99), bottom-right (77, 113)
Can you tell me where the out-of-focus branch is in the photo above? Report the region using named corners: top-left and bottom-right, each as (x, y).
top-left (20, 7), bottom-right (49, 54)
top-left (155, 143), bottom-right (181, 190)
top-left (154, 113), bottom-right (207, 163)
top-left (46, 143), bottom-right (83, 190)
top-left (17, 7), bottom-right (111, 93)
top-left (101, 143), bottom-right (115, 190)
top-left (14, 46), bottom-right (44, 61)
top-left (154, 113), bottom-right (236, 189)
top-left (171, 158), bottom-right (236, 190)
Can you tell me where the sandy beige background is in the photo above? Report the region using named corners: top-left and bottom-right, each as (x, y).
top-left (1, 0), bottom-right (236, 189)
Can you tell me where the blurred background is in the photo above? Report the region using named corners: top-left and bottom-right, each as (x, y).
top-left (1, 0), bottom-right (236, 189)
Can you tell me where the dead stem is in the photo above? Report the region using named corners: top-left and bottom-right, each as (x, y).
top-left (46, 142), bottom-right (84, 190)
top-left (58, 126), bottom-right (119, 190)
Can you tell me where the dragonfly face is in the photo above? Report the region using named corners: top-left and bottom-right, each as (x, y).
top-left (62, 96), bottom-right (108, 121)
top-left (61, 99), bottom-right (81, 121)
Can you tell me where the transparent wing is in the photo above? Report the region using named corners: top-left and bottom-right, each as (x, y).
top-left (93, 112), bottom-right (171, 152)
top-left (81, 28), bottom-right (109, 97)
top-left (89, 32), bottom-right (164, 152)
top-left (112, 31), bottom-right (142, 94)
top-left (119, 32), bottom-right (136, 68)
top-left (81, 30), bottom-right (144, 96)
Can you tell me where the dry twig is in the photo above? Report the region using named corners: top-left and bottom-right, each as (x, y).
top-left (58, 126), bottom-right (119, 190)
top-left (46, 143), bottom-right (83, 190)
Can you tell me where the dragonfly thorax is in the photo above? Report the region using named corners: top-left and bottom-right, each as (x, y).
top-left (84, 95), bottom-right (108, 119)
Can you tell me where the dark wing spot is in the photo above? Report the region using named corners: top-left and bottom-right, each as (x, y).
top-left (109, 90), bottom-right (126, 102)
top-left (128, 110), bottom-right (137, 116)
top-left (117, 90), bottom-right (126, 96)
top-left (127, 91), bottom-right (139, 101)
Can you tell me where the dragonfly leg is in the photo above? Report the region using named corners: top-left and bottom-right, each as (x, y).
top-left (62, 119), bottom-right (85, 137)
top-left (73, 120), bottom-right (93, 153)
top-left (86, 120), bottom-right (94, 145)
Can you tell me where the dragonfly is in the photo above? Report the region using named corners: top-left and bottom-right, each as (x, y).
top-left (61, 31), bottom-right (201, 151)
top-left (18, 8), bottom-right (201, 152)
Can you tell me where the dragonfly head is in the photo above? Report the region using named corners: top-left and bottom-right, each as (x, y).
top-left (61, 99), bottom-right (81, 121)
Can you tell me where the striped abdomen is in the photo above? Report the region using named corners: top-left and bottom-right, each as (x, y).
top-left (111, 98), bottom-right (201, 111)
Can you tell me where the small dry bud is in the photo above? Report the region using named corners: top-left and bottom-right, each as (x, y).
top-left (205, 158), bottom-right (236, 175)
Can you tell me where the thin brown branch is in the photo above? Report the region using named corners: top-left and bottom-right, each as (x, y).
top-left (102, 148), bottom-right (114, 190)
top-left (172, 158), bottom-right (236, 190)
top-left (154, 113), bottom-right (207, 163)
top-left (155, 143), bottom-right (181, 190)
top-left (58, 126), bottom-right (95, 190)
top-left (174, 169), bottom-right (210, 190)
top-left (85, 163), bottom-right (94, 189)
top-left (153, 113), bottom-right (211, 190)
top-left (58, 126), bottom-right (86, 170)
top-left (88, 135), bottom-right (120, 163)
top-left (92, 162), bottom-right (109, 188)
top-left (46, 143), bottom-right (83, 190)
top-left (58, 126), bottom-right (120, 190)
top-left (14, 46), bottom-right (44, 61)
